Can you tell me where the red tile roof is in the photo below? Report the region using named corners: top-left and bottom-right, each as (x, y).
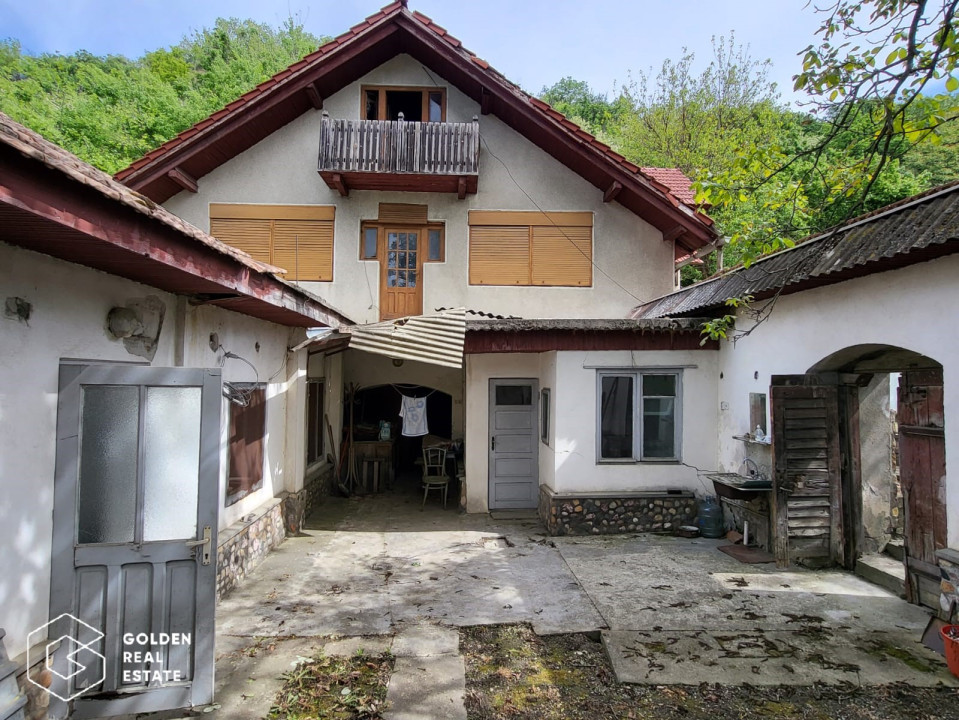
top-left (116, 2), bottom-right (714, 243)
top-left (641, 167), bottom-right (697, 206)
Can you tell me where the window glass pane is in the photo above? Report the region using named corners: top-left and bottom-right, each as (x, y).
top-left (428, 229), bottom-right (442, 260)
top-left (398, 252), bottom-right (407, 269)
top-left (387, 269), bottom-right (397, 286)
top-left (643, 397), bottom-right (675, 458)
top-left (600, 376), bottom-right (633, 459)
top-left (407, 268), bottom-right (417, 288)
top-left (495, 385), bottom-right (532, 406)
top-left (365, 89), bottom-right (378, 120)
top-left (429, 92), bottom-right (442, 121)
top-left (388, 251), bottom-right (397, 268)
top-left (363, 227), bottom-right (378, 259)
top-left (143, 387), bottom-right (200, 541)
top-left (643, 374), bottom-right (676, 396)
top-left (307, 381), bottom-right (324, 464)
top-left (408, 233), bottom-right (417, 251)
top-left (388, 233), bottom-right (399, 250)
top-left (408, 251), bottom-right (417, 269)
top-left (78, 385), bottom-right (139, 544)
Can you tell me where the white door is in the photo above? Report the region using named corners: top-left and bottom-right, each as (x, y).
top-left (50, 364), bottom-right (221, 718)
top-left (488, 379), bottom-right (538, 510)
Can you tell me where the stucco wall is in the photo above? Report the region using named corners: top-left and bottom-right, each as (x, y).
top-left (163, 54), bottom-right (675, 323)
top-left (0, 242), bottom-right (305, 658)
top-left (717, 254), bottom-right (959, 548)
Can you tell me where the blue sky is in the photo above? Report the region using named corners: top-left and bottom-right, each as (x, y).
top-left (1, 1), bottom-right (825, 104)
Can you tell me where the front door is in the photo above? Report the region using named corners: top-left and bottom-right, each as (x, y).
top-left (770, 375), bottom-right (843, 568)
top-left (898, 369), bottom-right (947, 607)
top-left (50, 364), bottom-right (221, 718)
top-left (488, 379), bottom-right (538, 510)
top-left (380, 228), bottom-right (423, 320)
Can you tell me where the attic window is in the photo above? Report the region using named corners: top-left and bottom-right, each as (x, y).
top-left (363, 86), bottom-right (445, 122)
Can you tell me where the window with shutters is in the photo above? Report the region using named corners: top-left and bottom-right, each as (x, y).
top-left (226, 385), bottom-right (266, 506)
top-left (597, 370), bottom-right (682, 462)
top-left (468, 211), bottom-right (593, 286)
top-left (209, 204), bottom-right (335, 281)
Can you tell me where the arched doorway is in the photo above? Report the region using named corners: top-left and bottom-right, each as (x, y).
top-left (771, 344), bottom-right (945, 607)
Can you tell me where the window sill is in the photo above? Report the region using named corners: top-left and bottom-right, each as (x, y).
top-left (597, 459), bottom-right (682, 465)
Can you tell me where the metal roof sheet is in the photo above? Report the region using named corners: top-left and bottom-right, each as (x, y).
top-left (631, 182), bottom-right (959, 319)
top-left (344, 308), bottom-right (466, 368)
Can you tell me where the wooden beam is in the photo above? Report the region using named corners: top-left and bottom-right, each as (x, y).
top-left (663, 226), bottom-right (687, 244)
top-left (603, 181), bottom-right (622, 203)
top-left (331, 173), bottom-right (349, 197)
top-left (480, 87), bottom-right (492, 115)
top-left (166, 167), bottom-right (197, 194)
top-left (457, 176), bottom-right (467, 200)
top-left (305, 82), bottom-right (323, 110)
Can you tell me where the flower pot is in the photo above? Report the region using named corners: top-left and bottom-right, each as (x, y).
top-left (941, 625), bottom-right (959, 678)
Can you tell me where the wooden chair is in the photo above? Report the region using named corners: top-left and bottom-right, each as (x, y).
top-left (422, 446), bottom-right (449, 508)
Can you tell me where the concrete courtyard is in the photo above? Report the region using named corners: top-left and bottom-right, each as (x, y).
top-left (210, 488), bottom-right (956, 719)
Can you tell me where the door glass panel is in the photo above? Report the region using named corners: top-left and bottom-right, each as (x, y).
top-left (388, 251), bottom-right (397, 268)
top-left (365, 89), bottom-right (378, 120)
top-left (495, 385), bottom-right (532, 406)
top-left (408, 233), bottom-right (417, 251)
top-left (362, 227), bottom-right (378, 259)
top-left (387, 269), bottom-right (397, 286)
top-left (429, 92), bottom-right (442, 122)
top-left (398, 252), bottom-right (407, 269)
top-left (143, 387), bottom-right (201, 541)
top-left (77, 385), bottom-right (139, 544)
top-left (428, 229), bottom-right (442, 260)
top-left (407, 268), bottom-right (417, 288)
top-left (388, 232), bottom-right (398, 250)
top-left (600, 375), bottom-right (633, 459)
top-left (408, 251), bottom-right (417, 269)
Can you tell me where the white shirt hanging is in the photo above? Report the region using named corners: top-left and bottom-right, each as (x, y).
top-left (399, 394), bottom-right (429, 437)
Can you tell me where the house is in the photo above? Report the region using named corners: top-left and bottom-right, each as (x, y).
top-left (115, 0), bottom-right (722, 525)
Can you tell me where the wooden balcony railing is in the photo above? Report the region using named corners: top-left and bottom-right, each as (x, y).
top-left (317, 113), bottom-right (480, 196)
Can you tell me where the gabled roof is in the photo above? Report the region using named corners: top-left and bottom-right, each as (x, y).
top-left (631, 181), bottom-right (959, 319)
top-left (0, 112), bottom-right (352, 328)
top-left (641, 168), bottom-right (697, 206)
top-left (115, 2), bottom-right (716, 253)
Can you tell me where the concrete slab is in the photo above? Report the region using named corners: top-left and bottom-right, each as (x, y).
top-left (392, 623), bottom-right (459, 657)
top-left (385, 655), bottom-right (467, 720)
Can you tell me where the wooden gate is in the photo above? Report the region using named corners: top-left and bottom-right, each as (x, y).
top-left (898, 369), bottom-right (947, 607)
top-left (770, 376), bottom-right (843, 568)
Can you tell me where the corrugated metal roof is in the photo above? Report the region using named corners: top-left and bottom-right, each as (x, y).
top-left (632, 182), bottom-right (959, 319)
top-left (466, 317), bottom-right (705, 333)
top-left (344, 308), bottom-right (466, 368)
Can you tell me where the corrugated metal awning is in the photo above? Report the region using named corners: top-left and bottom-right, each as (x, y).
top-left (344, 308), bottom-right (466, 368)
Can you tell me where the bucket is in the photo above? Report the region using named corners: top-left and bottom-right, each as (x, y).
top-left (941, 625), bottom-right (959, 678)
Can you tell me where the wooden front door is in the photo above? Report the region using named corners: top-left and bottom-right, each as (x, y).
top-left (770, 376), bottom-right (843, 568)
top-left (380, 228), bottom-right (423, 320)
top-left (898, 369), bottom-right (946, 607)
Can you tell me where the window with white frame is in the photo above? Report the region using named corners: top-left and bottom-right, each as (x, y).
top-left (597, 370), bottom-right (682, 461)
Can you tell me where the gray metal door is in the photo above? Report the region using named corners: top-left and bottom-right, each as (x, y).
top-left (488, 379), bottom-right (538, 510)
top-left (50, 364), bottom-right (221, 719)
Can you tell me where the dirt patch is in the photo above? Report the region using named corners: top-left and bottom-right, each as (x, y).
top-left (461, 623), bottom-right (959, 719)
top-left (268, 651), bottom-right (394, 719)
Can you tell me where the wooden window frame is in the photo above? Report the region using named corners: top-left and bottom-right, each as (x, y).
top-left (596, 369), bottom-right (683, 463)
top-left (306, 379), bottom-right (325, 467)
top-left (468, 210), bottom-right (593, 287)
top-left (226, 384), bottom-right (267, 507)
top-left (360, 221), bottom-right (445, 262)
top-left (360, 85), bottom-right (447, 122)
top-left (209, 204), bottom-right (335, 282)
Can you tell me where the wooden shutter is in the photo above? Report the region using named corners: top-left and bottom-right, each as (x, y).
top-left (531, 225), bottom-right (592, 286)
top-left (469, 226), bottom-right (530, 285)
top-left (210, 218), bottom-right (272, 264)
top-left (770, 379), bottom-right (842, 568)
top-left (273, 220), bottom-right (334, 281)
top-left (226, 386), bottom-right (266, 505)
top-left (378, 203), bottom-right (428, 224)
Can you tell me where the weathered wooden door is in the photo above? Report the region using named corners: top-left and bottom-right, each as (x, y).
top-left (898, 369), bottom-right (946, 607)
top-left (488, 379), bottom-right (539, 510)
top-left (770, 376), bottom-right (843, 568)
top-left (51, 364), bottom-right (221, 718)
top-left (380, 228), bottom-right (423, 320)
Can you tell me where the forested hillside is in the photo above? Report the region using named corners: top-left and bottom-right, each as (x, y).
top-left (2, 13), bottom-right (956, 285)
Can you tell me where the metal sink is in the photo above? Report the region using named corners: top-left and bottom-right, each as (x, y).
top-left (706, 472), bottom-right (772, 500)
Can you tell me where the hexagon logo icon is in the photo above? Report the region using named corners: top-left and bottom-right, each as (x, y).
top-left (27, 613), bottom-right (106, 702)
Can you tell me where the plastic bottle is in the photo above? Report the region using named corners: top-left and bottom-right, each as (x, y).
top-left (697, 495), bottom-right (725, 538)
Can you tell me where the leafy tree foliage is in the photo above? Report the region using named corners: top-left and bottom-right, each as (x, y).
top-left (0, 18), bottom-right (328, 173)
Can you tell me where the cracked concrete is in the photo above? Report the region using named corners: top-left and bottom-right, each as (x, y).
top-left (207, 488), bottom-right (955, 718)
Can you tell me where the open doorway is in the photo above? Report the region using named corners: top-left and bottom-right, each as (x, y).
top-left (771, 344), bottom-right (945, 607)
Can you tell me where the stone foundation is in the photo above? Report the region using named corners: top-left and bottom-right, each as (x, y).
top-left (283, 463), bottom-right (335, 535)
top-left (937, 548), bottom-right (959, 618)
top-left (539, 485), bottom-right (698, 536)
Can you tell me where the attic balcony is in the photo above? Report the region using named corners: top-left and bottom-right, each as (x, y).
top-left (317, 112), bottom-right (480, 198)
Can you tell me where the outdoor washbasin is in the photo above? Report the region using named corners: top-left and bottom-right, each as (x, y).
top-left (705, 472), bottom-right (773, 500)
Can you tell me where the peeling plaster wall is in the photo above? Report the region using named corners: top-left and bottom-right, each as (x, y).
top-left (164, 54), bottom-right (674, 322)
top-left (717, 253), bottom-right (959, 549)
top-left (0, 242), bottom-right (305, 658)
